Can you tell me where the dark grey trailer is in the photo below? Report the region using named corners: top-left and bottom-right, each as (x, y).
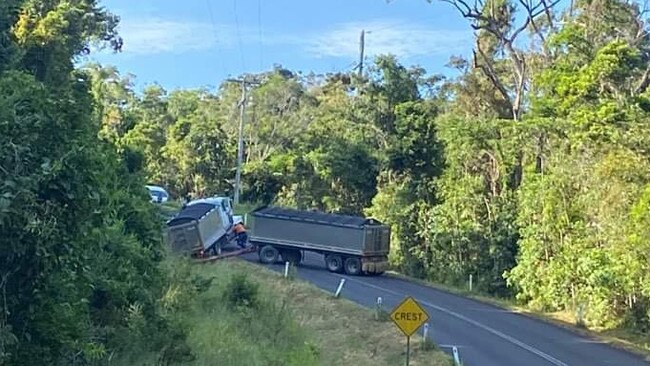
top-left (249, 206), bottom-right (390, 275)
top-left (166, 203), bottom-right (230, 256)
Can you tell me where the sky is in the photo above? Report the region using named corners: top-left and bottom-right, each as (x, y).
top-left (82, 0), bottom-right (477, 91)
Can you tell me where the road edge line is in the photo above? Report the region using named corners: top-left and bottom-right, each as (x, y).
top-left (384, 271), bottom-right (650, 362)
top-left (342, 275), bottom-right (569, 366)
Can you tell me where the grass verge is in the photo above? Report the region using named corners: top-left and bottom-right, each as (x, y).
top-left (185, 259), bottom-right (452, 366)
top-left (234, 202), bottom-right (261, 216)
top-left (385, 271), bottom-right (650, 361)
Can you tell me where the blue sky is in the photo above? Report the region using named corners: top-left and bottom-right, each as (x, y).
top-left (83, 0), bottom-right (477, 91)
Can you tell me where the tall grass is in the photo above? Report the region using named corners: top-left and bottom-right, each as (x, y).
top-left (187, 267), bottom-right (318, 366)
top-left (112, 255), bottom-right (450, 366)
top-left (109, 256), bottom-right (318, 366)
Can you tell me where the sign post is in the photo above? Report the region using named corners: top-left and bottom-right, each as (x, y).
top-left (390, 296), bottom-right (429, 366)
top-left (406, 336), bottom-right (410, 365)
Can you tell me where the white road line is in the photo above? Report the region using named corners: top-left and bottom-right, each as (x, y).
top-left (341, 275), bottom-right (570, 366)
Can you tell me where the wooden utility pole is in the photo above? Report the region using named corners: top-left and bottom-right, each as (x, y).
top-left (226, 76), bottom-right (259, 205)
top-left (358, 29), bottom-right (365, 77)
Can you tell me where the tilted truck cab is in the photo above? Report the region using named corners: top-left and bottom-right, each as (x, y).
top-left (249, 206), bottom-right (390, 276)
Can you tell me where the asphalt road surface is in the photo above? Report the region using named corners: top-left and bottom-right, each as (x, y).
top-left (242, 251), bottom-right (650, 366)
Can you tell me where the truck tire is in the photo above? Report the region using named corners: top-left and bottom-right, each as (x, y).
top-left (325, 254), bottom-right (344, 273)
top-left (344, 257), bottom-right (362, 276)
top-left (281, 249), bottom-right (302, 265)
top-left (259, 245), bottom-right (279, 264)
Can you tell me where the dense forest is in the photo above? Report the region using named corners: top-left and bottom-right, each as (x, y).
top-left (100, 0), bottom-right (650, 331)
top-left (0, 1), bottom-right (198, 365)
top-left (3, 0), bottom-right (650, 364)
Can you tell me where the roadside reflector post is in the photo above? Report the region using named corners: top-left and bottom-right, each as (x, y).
top-left (334, 278), bottom-right (346, 298)
top-left (469, 274), bottom-right (473, 292)
top-left (375, 296), bottom-right (383, 320)
top-left (423, 322), bottom-right (429, 341)
top-left (284, 261), bottom-right (290, 278)
top-left (452, 346), bottom-right (461, 365)
top-left (576, 303), bottom-right (585, 327)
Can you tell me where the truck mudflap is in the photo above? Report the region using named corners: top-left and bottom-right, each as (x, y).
top-left (361, 257), bottom-right (389, 273)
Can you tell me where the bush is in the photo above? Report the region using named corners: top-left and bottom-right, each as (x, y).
top-left (224, 273), bottom-right (260, 309)
top-left (622, 299), bottom-right (650, 332)
top-left (420, 336), bottom-right (437, 351)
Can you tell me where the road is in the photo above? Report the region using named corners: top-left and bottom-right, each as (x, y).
top-left (242, 251), bottom-right (650, 366)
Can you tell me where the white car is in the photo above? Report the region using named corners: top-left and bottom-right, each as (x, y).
top-left (146, 185), bottom-right (169, 203)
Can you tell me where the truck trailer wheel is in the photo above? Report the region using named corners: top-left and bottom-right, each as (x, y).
top-left (325, 254), bottom-right (343, 273)
top-left (259, 245), bottom-right (280, 264)
top-left (344, 257), bottom-right (362, 276)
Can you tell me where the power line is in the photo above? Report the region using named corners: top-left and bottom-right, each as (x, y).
top-left (365, 15), bottom-right (439, 34)
top-left (205, 0), bottom-right (227, 79)
top-left (257, 0), bottom-right (264, 70)
top-left (232, 0), bottom-right (246, 70)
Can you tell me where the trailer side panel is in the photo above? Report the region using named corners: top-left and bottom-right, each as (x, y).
top-left (251, 215), bottom-right (365, 254)
top-left (197, 210), bottom-right (226, 249)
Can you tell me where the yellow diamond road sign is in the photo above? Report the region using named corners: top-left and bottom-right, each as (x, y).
top-left (390, 296), bottom-right (429, 337)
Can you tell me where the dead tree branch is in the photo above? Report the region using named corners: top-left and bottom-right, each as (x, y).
top-left (439, 0), bottom-right (560, 120)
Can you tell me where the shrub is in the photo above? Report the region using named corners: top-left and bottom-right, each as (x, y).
top-left (224, 273), bottom-right (260, 309)
top-left (420, 336), bottom-right (437, 351)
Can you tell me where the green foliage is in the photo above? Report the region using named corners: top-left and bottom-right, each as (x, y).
top-left (420, 336), bottom-right (437, 352)
top-left (13, 0), bottom-right (121, 84)
top-left (11, 0), bottom-right (650, 345)
top-left (180, 264), bottom-right (319, 366)
top-left (275, 115), bottom-right (379, 214)
top-left (416, 116), bottom-right (520, 295)
top-left (0, 2), bottom-right (193, 365)
top-left (162, 90), bottom-right (234, 198)
top-left (224, 273), bottom-right (260, 309)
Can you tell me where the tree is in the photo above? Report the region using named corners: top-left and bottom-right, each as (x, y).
top-left (163, 90), bottom-right (235, 198)
top-left (505, 0), bottom-right (650, 327)
top-left (430, 0), bottom-right (560, 120)
top-left (0, 2), bottom-right (188, 364)
top-left (123, 84), bottom-right (173, 186)
top-left (367, 101), bottom-right (444, 275)
top-left (85, 63), bottom-right (138, 144)
top-left (416, 116), bottom-right (521, 294)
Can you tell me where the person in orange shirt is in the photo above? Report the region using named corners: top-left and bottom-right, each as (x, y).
top-left (233, 222), bottom-right (248, 248)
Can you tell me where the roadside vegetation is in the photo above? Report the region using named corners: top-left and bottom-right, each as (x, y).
top-left (119, 257), bottom-right (451, 366)
top-left (93, 0), bottom-right (650, 351)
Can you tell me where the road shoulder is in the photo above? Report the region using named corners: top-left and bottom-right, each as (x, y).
top-left (385, 270), bottom-right (650, 362)
top-left (201, 259), bottom-right (452, 366)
